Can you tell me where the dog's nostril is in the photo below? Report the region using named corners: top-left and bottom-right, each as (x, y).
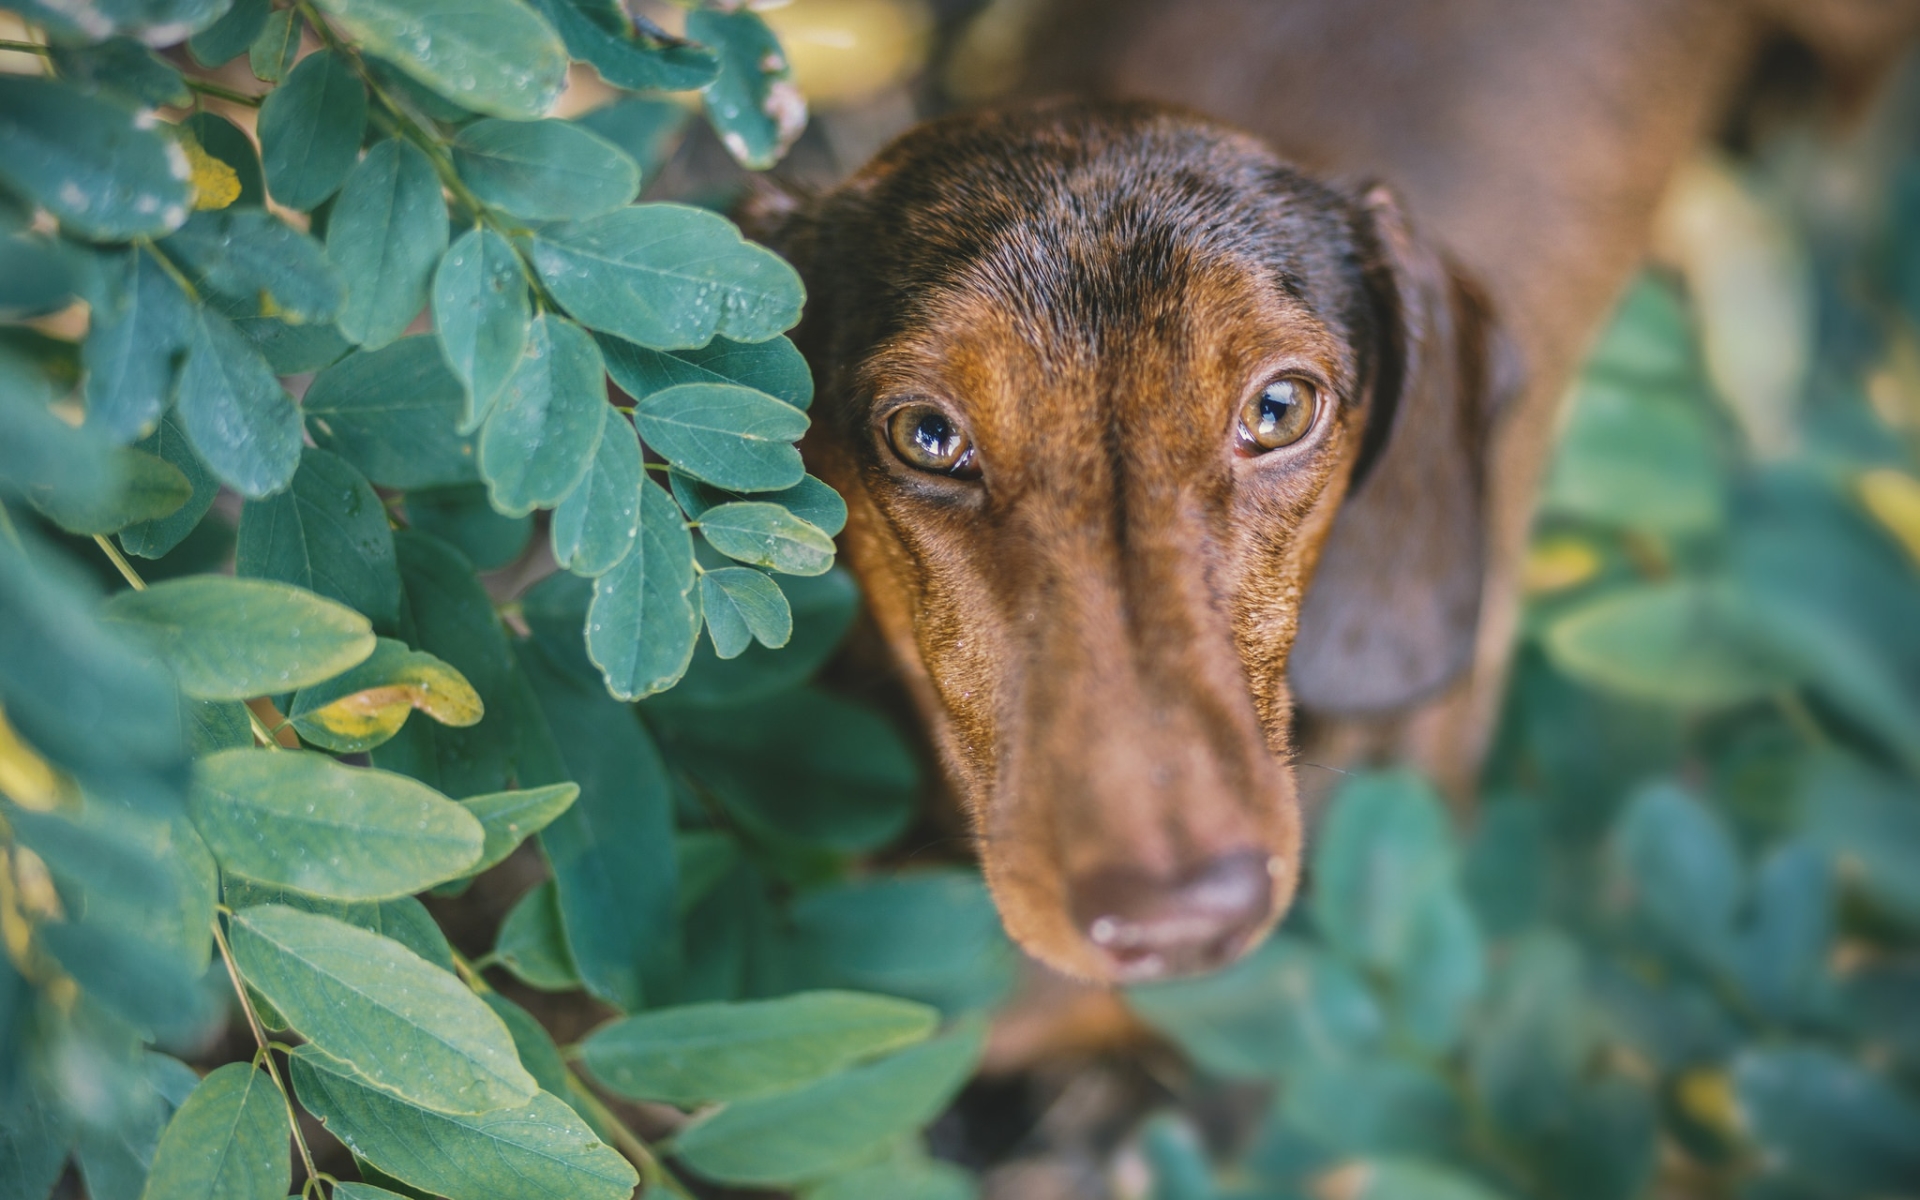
top-left (1070, 849), bottom-right (1276, 980)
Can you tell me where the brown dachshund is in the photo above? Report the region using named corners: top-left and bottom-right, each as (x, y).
top-left (762, 0), bottom-right (1920, 985)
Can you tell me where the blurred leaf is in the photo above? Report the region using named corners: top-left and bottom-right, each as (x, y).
top-left (1463, 798), bottom-right (1547, 939)
top-left (1856, 466), bottom-right (1920, 567)
top-left (141, 1062), bottom-right (289, 1200)
top-left (257, 50), bottom-right (367, 212)
top-left (1312, 770), bottom-right (1456, 974)
top-left (789, 872), bottom-right (1015, 1017)
top-left (672, 1022), bottom-right (983, 1187)
top-left (29, 446), bottom-right (190, 536)
top-left (1543, 579), bottom-right (1800, 708)
top-left (1839, 960), bottom-right (1920, 1070)
top-left (494, 880), bottom-right (584, 991)
top-left (102, 575), bottom-right (375, 700)
top-left (54, 808), bottom-right (217, 970)
top-left (457, 782), bottom-right (577, 876)
top-left (521, 641), bottom-right (677, 1008)
top-left (1798, 752), bottom-right (1920, 926)
top-left (312, 0), bottom-right (569, 120)
top-left (586, 478), bottom-right (702, 700)
top-left (1727, 842), bottom-right (1833, 1025)
top-left (0, 76), bottom-right (191, 241)
top-left (82, 246), bottom-right (192, 445)
top-left (404, 484), bottom-right (532, 571)
top-left (305, 338), bottom-right (480, 490)
top-left (231, 904), bottom-right (534, 1113)
top-left (700, 566), bottom-right (792, 657)
top-left (1138, 1114), bottom-right (1216, 1200)
top-left (804, 1153), bottom-right (975, 1200)
top-left (6, 805), bottom-right (176, 917)
top-left (330, 140), bottom-right (450, 351)
top-left (163, 208), bottom-right (345, 326)
top-left (478, 313), bottom-right (607, 517)
top-left (1609, 782), bottom-right (1742, 969)
top-left (1127, 935), bottom-right (1381, 1079)
top-left (672, 471), bottom-right (848, 538)
top-left (432, 228), bottom-right (531, 434)
top-left (290, 1046), bottom-right (637, 1199)
top-left (1281, 1059), bottom-right (1464, 1160)
top-left (1541, 375), bottom-right (1726, 536)
top-left (1469, 932), bottom-right (1602, 1134)
top-left (1732, 1047), bottom-right (1920, 1194)
top-left (452, 119), bottom-right (639, 221)
top-left (700, 501), bottom-right (835, 576)
top-left (652, 686), bottom-right (916, 854)
top-left (40, 919), bottom-right (210, 1039)
top-left (188, 0), bottom-right (269, 64)
top-left (0, 232), bottom-right (77, 321)
top-left (288, 637), bottom-right (485, 753)
top-left (636, 384), bottom-right (808, 493)
top-left (1393, 890), bottom-right (1485, 1053)
top-left (0, 339), bottom-right (117, 517)
top-left (248, 7), bottom-right (302, 83)
top-left (526, 205), bottom-right (805, 351)
top-left (52, 37), bottom-right (190, 107)
top-left (580, 990), bottom-right (939, 1105)
top-left (551, 409), bottom-right (641, 576)
top-left (527, 0), bottom-right (719, 92)
top-left (690, 8), bottom-right (806, 171)
top-left (74, 1071), bottom-right (167, 1200)
top-left (1348, 1161), bottom-right (1507, 1200)
top-left (601, 330), bottom-right (813, 410)
top-left (237, 446), bottom-right (401, 631)
top-left (9, 0), bottom-right (233, 43)
top-left (575, 98), bottom-right (690, 182)
top-left (191, 748), bottom-right (483, 899)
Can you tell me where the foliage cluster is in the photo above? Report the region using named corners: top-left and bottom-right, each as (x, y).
top-left (1115, 77), bottom-right (1920, 1200)
top-left (0, 0), bottom-right (1006, 1197)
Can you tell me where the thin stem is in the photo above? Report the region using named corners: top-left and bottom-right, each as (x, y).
top-left (565, 1075), bottom-right (697, 1200)
top-left (92, 535), bottom-right (146, 591)
top-left (185, 77), bottom-right (264, 107)
top-left (134, 238), bottom-right (201, 304)
top-left (213, 917), bottom-right (323, 1189)
top-left (0, 38), bottom-right (50, 54)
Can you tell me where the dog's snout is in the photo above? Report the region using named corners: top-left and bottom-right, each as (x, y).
top-left (1069, 849), bottom-right (1276, 981)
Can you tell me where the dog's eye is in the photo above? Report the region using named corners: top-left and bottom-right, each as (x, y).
top-left (1238, 377), bottom-right (1319, 453)
top-left (887, 405), bottom-right (980, 478)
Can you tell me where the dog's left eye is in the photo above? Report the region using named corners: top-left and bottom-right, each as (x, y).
top-left (887, 404), bottom-right (981, 478)
top-left (1238, 377), bottom-right (1319, 453)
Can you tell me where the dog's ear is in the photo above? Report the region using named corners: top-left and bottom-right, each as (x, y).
top-left (1288, 184), bottom-right (1520, 715)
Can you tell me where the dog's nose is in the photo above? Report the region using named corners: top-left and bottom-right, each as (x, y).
top-left (1069, 849), bottom-right (1275, 980)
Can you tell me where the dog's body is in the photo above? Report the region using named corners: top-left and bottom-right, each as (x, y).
top-left (772, 0), bottom-right (1920, 986)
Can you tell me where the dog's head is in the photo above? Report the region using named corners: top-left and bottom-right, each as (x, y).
top-left (773, 101), bottom-right (1509, 982)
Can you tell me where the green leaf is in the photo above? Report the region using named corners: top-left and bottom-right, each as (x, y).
top-left (82, 246), bottom-right (192, 444)
top-left (248, 7), bottom-right (301, 83)
top-left (700, 567), bottom-right (791, 657)
top-left (1541, 374), bottom-right (1726, 536)
top-left (189, 0), bottom-right (270, 65)
top-left (40, 918), bottom-right (210, 1038)
top-left (237, 446), bottom-right (400, 630)
top-left (433, 228), bottom-right (531, 433)
top-left (231, 904), bottom-right (535, 1113)
top-left (176, 304), bottom-right (303, 498)
top-left (257, 49), bottom-right (368, 212)
top-left (527, 204), bottom-right (805, 350)
top-left (652, 686), bottom-right (915, 853)
top-left (674, 472), bottom-right (850, 539)
top-left (29, 445), bottom-right (189, 536)
top-left (688, 8), bottom-right (805, 170)
top-left (163, 209), bottom-right (345, 326)
top-left (575, 98), bottom-right (690, 181)
top-left (478, 313), bottom-right (607, 516)
top-left (0, 76), bottom-right (191, 240)
top-left (1350, 1161), bottom-right (1508, 1200)
top-left (311, 0), bottom-right (569, 120)
top-left (305, 337), bottom-right (480, 490)
top-left (404, 484), bottom-right (532, 570)
top-left (673, 1022), bottom-right (983, 1187)
top-left (290, 1046), bottom-right (637, 1200)
top-left (1280, 1059), bottom-right (1465, 1160)
top-left (225, 880), bottom-right (457, 972)
top-left (1392, 889), bottom-right (1485, 1054)
top-left (0, 231), bottom-right (77, 320)
top-left (521, 642), bottom-right (678, 1008)
top-left (804, 1155), bottom-right (975, 1200)
top-left (51, 808), bottom-right (218, 971)
top-left (121, 412), bottom-right (222, 559)
top-left (329, 139), bottom-right (450, 350)
top-left (636, 384), bottom-right (807, 492)
top-left (551, 411), bottom-right (642, 575)
top-left (288, 638), bottom-right (484, 753)
top-left (1799, 752), bottom-right (1920, 925)
top-left (1543, 579), bottom-right (1801, 708)
top-left (0, 335), bottom-right (116, 514)
top-left (459, 782), bottom-right (577, 876)
top-left (526, 0), bottom-right (718, 93)
top-left (1734, 1048), bottom-right (1920, 1194)
top-left (1312, 770), bottom-right (1457, 974)
top-left (494, 880), bottom-right (584, 991)
top-left (1468, 932), bottom-right (1603, 1135)
top-left (74, 1073), bottom-right (167, 1200)
top-left (10, 0), bottom-right (233, 44)
top-left (787, 872), bottom-right (1016, 1016)
top-left (580, 990), bottom-right (939, 1106)
top-left (50, 36), bottom-right (189, 108)
top-left (586, 477), bottom-right (701, 699)
top-left (1608, 781), bottom-right (1741, 968)
top-left (142, 1063), bottom-right (290, 1200)
top-left (700, 501), bottom-right (835, 576)
top-left (191, 748), bottom-right (484, 899)
top-left (1727, 842), bottom-right (1833, 1025)
top-left (1127, 935), bottom-right (1383, 1078)
top-left (658, 578), bottom-right (852, 706)
top-left (102, 575), bottom-right (374, 700)
top-left (452, 119), bottom-right (639, 221)
top-left (185, 112), bottom-right (266, 208)
top-left (6, 804), bottom-right (176, 920)
top-left (602, 330), bottom-right (813, 409)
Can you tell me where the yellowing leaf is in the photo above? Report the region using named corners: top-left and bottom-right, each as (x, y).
top-left (0, 707), bottom-right (60, 810)
top-left (185, 137), bottom-right (242, 211)
top-left (289, 638), bottom-right (484, 753)
top-left (1524, 536), bottom-right (1602, 595)
top-left (1677, 1066), bottom-right (1741, 1139)
top-left (1857, 467), bottom-right (1920, 567)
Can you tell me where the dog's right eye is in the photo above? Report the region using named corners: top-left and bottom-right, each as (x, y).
top-left (886, 404), bottom-right (981, 478)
